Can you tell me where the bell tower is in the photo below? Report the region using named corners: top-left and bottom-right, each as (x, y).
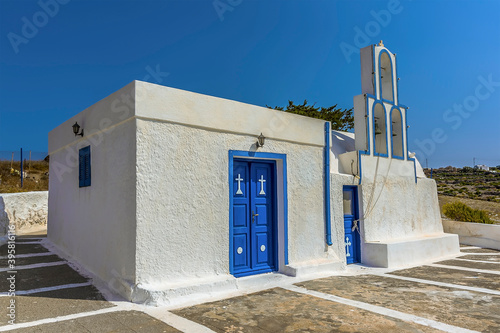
top-left (354, 41), bottom-right (408, 160)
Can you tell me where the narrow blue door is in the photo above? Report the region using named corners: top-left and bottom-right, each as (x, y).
top-left (343, 186), bottom-right (360, 264)
top-left (232, 160), bottom-right (276, 277)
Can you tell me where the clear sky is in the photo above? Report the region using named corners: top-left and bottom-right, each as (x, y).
top-left (0, 0), bottom-right (499, 168)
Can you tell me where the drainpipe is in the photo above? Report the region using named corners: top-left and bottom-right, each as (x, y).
top-left (324, 122), bottom-right (333, 246)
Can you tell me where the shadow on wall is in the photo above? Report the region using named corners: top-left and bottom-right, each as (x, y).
top-left (331, 131), bottom-right (355, 159)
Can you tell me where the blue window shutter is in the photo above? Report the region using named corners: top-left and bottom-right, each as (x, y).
top-left (85, 148), bottom-right (91, 186)
top-left (79, 146), bottom-right (91, 187)
top-left (79, 148), bottom-right (85, 187)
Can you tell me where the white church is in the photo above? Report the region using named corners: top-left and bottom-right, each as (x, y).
top-left (48, 43), bottom-right (459, 304)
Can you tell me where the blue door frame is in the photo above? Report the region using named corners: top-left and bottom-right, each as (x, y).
top-left (343, 186), bottom-right (360, 264)
top-left (230, 158), bottom-right (278, 277)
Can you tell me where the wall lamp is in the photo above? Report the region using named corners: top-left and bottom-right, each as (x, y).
top-left (72, 122), bottom-right (84, 137)
top-left (256, 133), bottom-right (265, 148)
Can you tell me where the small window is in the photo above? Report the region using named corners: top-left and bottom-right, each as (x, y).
top-left (343, 190), bottom-right (353, 215)
top-left (79, 146), bottom-right (91, 187)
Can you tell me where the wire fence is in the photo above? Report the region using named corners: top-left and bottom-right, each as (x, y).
top-left (0, 150), bottom-right (48, 162)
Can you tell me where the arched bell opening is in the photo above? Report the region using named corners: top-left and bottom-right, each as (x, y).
top-left (373, 103), bottom-right (388, 156)
top-left (391, 107), bottom-right (403, 158)
top-left (379, 51), bottom-right (394, 102)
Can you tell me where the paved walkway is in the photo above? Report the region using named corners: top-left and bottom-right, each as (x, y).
top-left (1, 237), bottom-right (499, 332)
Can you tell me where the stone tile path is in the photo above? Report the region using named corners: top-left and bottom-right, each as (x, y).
top-left (1, 236), bottom-right (499, 332)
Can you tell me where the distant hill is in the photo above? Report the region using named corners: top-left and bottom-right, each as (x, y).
top-left (425, 166), bottom-right (500, 203)
top-left (425, 166), bottom-right (500, 224)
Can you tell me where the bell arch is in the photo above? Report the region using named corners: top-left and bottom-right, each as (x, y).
top-left (390, 107), bottom-right (404, 158)
top-left (379, 50), bottom-right (394, 102)
top-left (373, 102), bottom-right (388, 156)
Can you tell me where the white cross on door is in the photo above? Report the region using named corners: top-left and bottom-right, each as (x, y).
top-left (258, 175), bottom-right (266, 195)
top-left (345, 236), bottom-right (351, 257)
top-left (235, 174), bottom-right (243, 195)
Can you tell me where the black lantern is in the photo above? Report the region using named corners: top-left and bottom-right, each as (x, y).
top-left (72, 122), bottom-right (84, 137)
top-left (256, 133), bottom-right (265, 147)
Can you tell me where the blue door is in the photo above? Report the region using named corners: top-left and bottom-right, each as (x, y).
top-left (232, 160), bottom-right (276, 277)
top-left (343, 186), bottom-right (360, 264)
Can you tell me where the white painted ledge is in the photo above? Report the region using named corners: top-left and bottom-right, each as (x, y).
top-left (362, 233), bottom-right (460, 268)
top-left (131, 259), bottom-right (347, 306)
top-left (443, 220), bottom-right (500, 250)
top-left (282, 258), bottom-right (345, 278)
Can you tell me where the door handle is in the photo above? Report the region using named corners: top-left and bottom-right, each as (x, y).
top-left (252, 210), bottom-right (259, 223)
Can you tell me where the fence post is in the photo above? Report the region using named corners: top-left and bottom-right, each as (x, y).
top-left (20, 148), bottom-right (23, 188)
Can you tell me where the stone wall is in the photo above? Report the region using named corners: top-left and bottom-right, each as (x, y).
top-left (0, 191), bottom-right (48, 237)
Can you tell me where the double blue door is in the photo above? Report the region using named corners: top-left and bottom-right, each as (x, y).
top-left (343, 186), bottom-right (360, 264)
top-left (232, 160), bottom-right (276, 277)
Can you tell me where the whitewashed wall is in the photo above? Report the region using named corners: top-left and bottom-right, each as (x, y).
top-left (134, 119), bottom-right (338, 293)
top-left (360, 177), bottom-right (443, 242)
top-left (48, 82), bottom-right (138, 298)
top-left (49, 80), bottom-right (346, 303)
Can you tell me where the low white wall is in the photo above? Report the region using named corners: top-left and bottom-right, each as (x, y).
top-left (0, 191), bottom-right (48, 237)
top-left (443, 220), bottom-right (500, 250)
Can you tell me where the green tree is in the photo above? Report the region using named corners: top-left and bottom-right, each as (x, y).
top-left (267, 100), bottom-right (354, 131)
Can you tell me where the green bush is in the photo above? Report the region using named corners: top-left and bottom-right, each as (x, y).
top-left (443, 202), bottom-right (494, 224)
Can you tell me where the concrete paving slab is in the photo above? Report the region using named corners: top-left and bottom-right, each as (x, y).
top-left (436, 259), bottom-right (500, 271)
top-left (173, 287), bottom-right (440, 333)
top-left (295, 274), bottom-right (500, 332)
top-left (0, 286), bottom-right (113, 326)
top-left (390, 266), bottom-right (500, 291)
top-left (458, 255), bottom-right (500, 262)
top-left (0, 254), bottom-right (62, 267)
top-left (14, 238), bottom-right (42, 243)
top-left (6, 311), bottom-right (181, 333)
top-left (0, 243), bottom-right (50, 256)
top-left (460, 248), bottom-right (500, 254)
top-left (29, 284), bottom-right (107, 301)
top-left (0, 264), bottom-right (88, 291)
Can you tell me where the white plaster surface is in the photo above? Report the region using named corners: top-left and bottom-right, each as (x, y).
top-left (443, 220), bottom-right (500, 250)
top-left (49, 81), bottom-right (135, 155)
top-left (359, 153), bottom-right (415, 181)
top-left (414, 156), bottom-right (426, 178)
top-left (134, 119), bottom-right (339, 301)
top-left (134, 81), bottom-right (324, 147)
top-left (49, 80), bottom-right (342, 303)
top-left (360, 176), bottom-right (443, 242)
top-left (48, 119), bottom-right (137, 299)
top-left (330, 130), bottom-right (355, 174)
top-left (0, 191), bottom-right (48, 237)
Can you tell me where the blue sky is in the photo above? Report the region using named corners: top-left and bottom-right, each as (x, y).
top-left (0, 0), bottom-right (499, 168)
